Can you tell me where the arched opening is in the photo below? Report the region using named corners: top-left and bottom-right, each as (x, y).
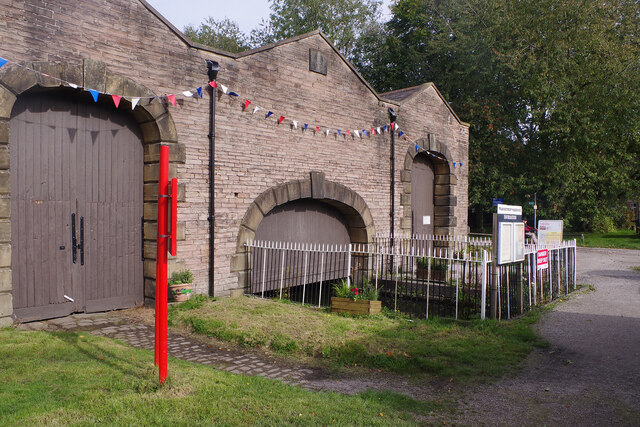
top-left (10, 88), bottom-right (144, 320)
top-left (255, 199), bottom-right (350, 245)
top-left (411, 154), bottom-right (435, 235)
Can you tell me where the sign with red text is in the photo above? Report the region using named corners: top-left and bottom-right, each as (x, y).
top-left (537, 249), bottom-right (549, 270)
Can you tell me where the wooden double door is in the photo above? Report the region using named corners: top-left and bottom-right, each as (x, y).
top-left (10, 92), bottom-right (144, 321)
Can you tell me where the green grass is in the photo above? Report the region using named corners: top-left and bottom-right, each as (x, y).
top-left (169, 296), bottom-right (547, 380)
top-left (578, 229), bottom-right (640, 250)
top-left (0, 328), bottom-right (444, 425)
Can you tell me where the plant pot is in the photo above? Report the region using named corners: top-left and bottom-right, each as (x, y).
top-left (168, 283), bottom-right (192, 302)
top-left (330, 297), bottom-right (382, 315)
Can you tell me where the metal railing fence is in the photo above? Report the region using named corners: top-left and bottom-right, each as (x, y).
top-left (244, 237), bottom-right (577, 321)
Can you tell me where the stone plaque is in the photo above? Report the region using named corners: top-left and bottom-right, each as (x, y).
top-left (309, 49), bottom-right (327, 75)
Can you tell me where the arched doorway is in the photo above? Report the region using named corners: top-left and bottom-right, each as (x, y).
top-left (10, 89), bottom-right (143, 320)
top-left (255, 199), bottom-right (351, 245)
top-left (411, 154), bottom-right (435, 235)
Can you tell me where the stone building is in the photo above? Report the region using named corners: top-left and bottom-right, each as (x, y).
top-left (0, 0), bottom-right (469, 324)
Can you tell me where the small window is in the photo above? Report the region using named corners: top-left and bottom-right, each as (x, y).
top-left (309, 49), bottom-right (327, 75)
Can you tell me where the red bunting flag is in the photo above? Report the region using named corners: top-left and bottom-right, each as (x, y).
top-left (167, 94), bottom-right (177, 106)
top-left (346, 130), bottom-right (351, 136)
top-left (243, 99), bottom-right (251, 110)
top-left (371, 128), bottom-right (375, 135)
top-left (391, 122), bottom-right (395, 131)
top-left (208, 81), bottom-right (218, 88)
top-left (278, 116), bottom-right (285, 125)
top-left (316, 126), bottom-right (320, 133)
top-left (112, 95), bottom-right (121, 108)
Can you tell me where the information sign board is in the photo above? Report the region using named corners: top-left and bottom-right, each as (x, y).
top-left (538, 220), bottom-right (563, 244)
top-left (496, 204), bottom-right (525, 264)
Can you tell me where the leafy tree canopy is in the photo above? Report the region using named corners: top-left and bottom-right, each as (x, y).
top-left (184, 17), bottom-right (250, 53)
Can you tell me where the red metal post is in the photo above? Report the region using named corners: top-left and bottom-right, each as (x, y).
top-left (156, 145), bottom-right (169, 383)
top-left (170, 178), bottom-right (177, 257)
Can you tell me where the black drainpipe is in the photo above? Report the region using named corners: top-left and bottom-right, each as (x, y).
top-left (388, 108), bottom-right (397, 250)
top-left (206, 60), bottom-right (220, 297)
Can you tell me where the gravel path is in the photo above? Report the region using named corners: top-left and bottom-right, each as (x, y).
top-left (451, 247), bottom-right (640, 425)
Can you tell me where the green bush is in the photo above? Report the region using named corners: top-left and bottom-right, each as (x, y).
top-left (168, 270), bottom-right (194, 285)
top-left (591, 212), bottom-right (616, 233)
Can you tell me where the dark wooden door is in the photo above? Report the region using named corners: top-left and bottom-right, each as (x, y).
top-left (411, 155), bottom-right (435, 235)
top-left (10, 92), bottom-right (143, 321)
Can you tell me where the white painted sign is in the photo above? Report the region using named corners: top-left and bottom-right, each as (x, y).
top-left (497, 204), bottom-right (523, 215)
top-left (422, 215), bottom-right (430, 225)
top-left (538, 220), bottom-right (563, 244)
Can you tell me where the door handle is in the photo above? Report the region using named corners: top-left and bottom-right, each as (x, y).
top-left (71, 213), bottom-right (77, 264)
top-left (79, 216), bottom-right (84, 266)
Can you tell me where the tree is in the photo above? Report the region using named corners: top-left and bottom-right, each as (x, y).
top-left (250, 0), bottom-right (383, 59)
top-left (355, 0), bottom-right (640, 230)
top-left (184, 18), bottom-right (250, 53)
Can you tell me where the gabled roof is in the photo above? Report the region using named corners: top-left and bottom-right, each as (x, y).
top-left (138, 0), bottom-right (468, 126)
top-left (381, 83), bottom-right (469, 127)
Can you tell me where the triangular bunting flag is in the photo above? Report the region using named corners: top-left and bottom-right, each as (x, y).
top-left (228, 91), bottom-right (239, 97)
top-left (354, 130), bottom-right (360, 138)
top-left (460, 162), bottom-right (464, 166)
top-left (292, 120), bottom-right (298, 129)
top-left (395, 124), bottom-right (400, 132)
top-left (112, 95), bottom-right (121, 108)
top-left (220, 84), bottom-right (228, 94)
top-left (371, 128), bottom-right (375, 135)
top-left (316, 126), bottom-right (320, 133)
top-left (89, 89), bottom-right (99, 102)
top-left (196, 87), bottom-right (203, 98)
top-left (209, 81), bottom-right (218, 88)
top-left (362, 129), bottom-right (367, 136)
top-left (266, 111), bottom-right (273, 119)
top-left (68, 83), bottom-right (78, 89)
top-left (398, 131), bottom-right (404, 138)
top-left (253, 106), bottom-right (261, 114)
top-left (304, 124), bottom-right (308, 131)
top-left (131, 98), bottom-right (140, 110)
top-left (243, 99), bottom-right (251, 110)
top-left (453, 162), bottom-right (456, 168)
top-left (377, 127), bottom-right (381, 134)
top-left (390, 122), bottom-right (395, 131)
top-left (167, 94), bottom-right (177, 106)
top-left (346, 130), bottom-right (351, 137)
top-left (0, 57), bottom-right (7, 69)
top-left (337, 130), bottom-right (342, 136)
top-left (325, 129), bottom-right (330, 136)
top-left (182, 91), bottom-right (193, 97)
top-left (278, 116), bottom-right (285, 125)
top-left (416, 144), bottom-right (420, 151)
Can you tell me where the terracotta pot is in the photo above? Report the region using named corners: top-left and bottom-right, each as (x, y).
top-left (168, 283), bottom-right (192, 302)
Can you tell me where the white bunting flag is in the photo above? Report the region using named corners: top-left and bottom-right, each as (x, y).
top-left (220, 84), bottom-right (228, 94)
top-left (182, 91), bottom-right (194, 97)
top-left (292, 120), bottom-right (298, 129)
top-left (68, 83), bottom-right (78, 89)
top-left (131, 98), bottom-right (140, 110)
top-left (354, 130), bottom-right (360, 138)
top-left (377, 127), bottom-right (381, 134)
top-left (253, 106), bottom-right (261, 114)
top-left (325, 129), bottom-right (330, 136)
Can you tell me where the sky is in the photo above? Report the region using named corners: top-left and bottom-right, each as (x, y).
top-left (146, 0), bottom-right (393, 35)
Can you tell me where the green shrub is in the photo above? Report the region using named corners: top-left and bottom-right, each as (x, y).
top-left (168, 270), bottom-right (194, 285)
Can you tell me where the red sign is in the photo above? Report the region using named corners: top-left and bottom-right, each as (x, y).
top-left (537, 249), bottom-right (549, 270)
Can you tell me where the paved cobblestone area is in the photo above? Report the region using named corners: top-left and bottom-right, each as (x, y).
top-left (16, 312), bottom-right (320, 389)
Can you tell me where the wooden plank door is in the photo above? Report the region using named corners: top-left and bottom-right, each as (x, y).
top-left (411, 155), bottom-right (435, 235)
top-left (10, 92), bottom-right (143, 321)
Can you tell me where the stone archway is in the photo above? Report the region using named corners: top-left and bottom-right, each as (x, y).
top-left (230, 171), bottom-right (376, 290)
top-left (0, 59), bottom-right (183, 324)
top-left (400, 134), bottom-right (457, 236)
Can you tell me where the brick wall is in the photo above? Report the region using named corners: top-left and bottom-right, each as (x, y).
top-left (0, 0), bottom-right (469, 317)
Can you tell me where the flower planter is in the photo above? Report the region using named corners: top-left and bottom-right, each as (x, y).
top-left (168, 284), bottom-right (192, 302)
top-left (330, 297), bottom-right (382, 315)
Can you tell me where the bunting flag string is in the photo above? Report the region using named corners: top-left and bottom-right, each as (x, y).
top-left (0, 54), bottom-right (465, 168)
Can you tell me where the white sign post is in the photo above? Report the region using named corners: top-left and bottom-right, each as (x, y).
top-left (496, 204), bottom-right (525, 265)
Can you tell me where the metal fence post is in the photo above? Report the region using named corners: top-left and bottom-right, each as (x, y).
top-left (480, 250), bottom-right (487, 320)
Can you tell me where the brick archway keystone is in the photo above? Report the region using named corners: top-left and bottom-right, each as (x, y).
top-left (231, 171), bottom-right (376, 289)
